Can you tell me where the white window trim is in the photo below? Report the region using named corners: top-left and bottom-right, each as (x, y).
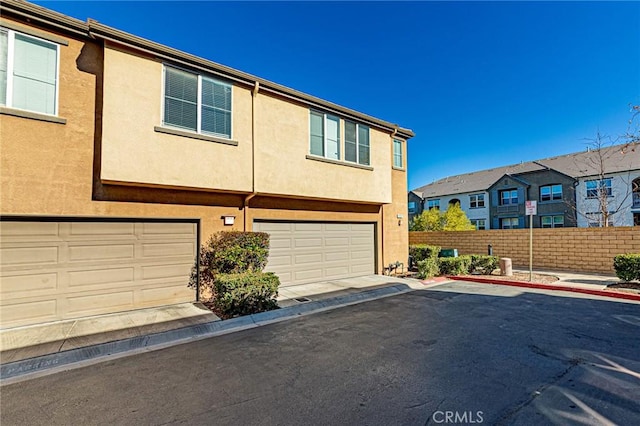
top-left (161, 64), bottom-right (233, 140)
top-left (1, 27), bottom-right (60, 116)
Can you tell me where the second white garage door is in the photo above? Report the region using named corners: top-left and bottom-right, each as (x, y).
top-left (253, 221), bottom-right (375, 287)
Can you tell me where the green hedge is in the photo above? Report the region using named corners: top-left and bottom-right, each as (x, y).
top-left (410, 244), bottom-right (441, 264)
top-left (214, 272), bottom-right (280, 317)
top-left (469, 255), bottom-right (499, 275)
top-left (613, 254), bottom-right (640, 282)
top-left (439, 256), bottom-right (472, 276)
top-left (417, 258), bottom-right (440, 279)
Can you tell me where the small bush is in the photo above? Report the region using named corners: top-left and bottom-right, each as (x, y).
top-left (417, 258), bottom-right (440, 279)
top-left (613, 254), bottom-right (640, 282)
top-left (469, 255), bottom-right (499, 275)
top-left (439, 255), bottom-right (472, 276)
top-left (214, 272), bottom-right (280, 317)
top-left (190, 231), bottom-right (270, 293)
top-left (409, 244), bottom-right (441, 264)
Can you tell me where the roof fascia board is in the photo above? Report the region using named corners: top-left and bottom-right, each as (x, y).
top-left (0, 0), bottom-right (88, 37)
top-left (88, 20), bottom-right (414, 139)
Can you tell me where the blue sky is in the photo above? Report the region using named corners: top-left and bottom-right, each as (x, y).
top-left (35, 1), bottom-right (640, 189)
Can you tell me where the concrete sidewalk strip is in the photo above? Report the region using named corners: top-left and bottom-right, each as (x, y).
top-left (0, 282), bottom-right (415, 383)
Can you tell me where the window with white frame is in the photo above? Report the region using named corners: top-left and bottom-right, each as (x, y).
top-left (471, 219), bottom-right (486, 230)
top-left (163, 65), bottom-right (232, 139)
top-left (586, 179), bottom-right (612, 198)
top-left (500, 217), bottom-right (519, 229)
top-left (0, 28), bottom-right (59, 115)
top-left (408, 201), bottom-right (416, 213)
top-left (540, 184), bottom-right (562, 202)
top-left (310, 111), bottom-right (340, 160)
top-left (427, 199), bottom-right (440, 210)
top-left (393, 139), bottom-right (403, 168)
top-left (345, 120), bottom-right (370, 166)
top-left (469, 194), bottom-right (485, 208)
top-left (499, 189), bottom-right (518, 205)
top-left (541, 215), bottom-right (564, 228)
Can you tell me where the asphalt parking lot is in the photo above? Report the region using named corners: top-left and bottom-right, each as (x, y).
top-left (2, 281), bottom-right (639, 425)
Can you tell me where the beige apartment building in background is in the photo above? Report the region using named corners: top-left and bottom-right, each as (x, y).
top-left (0, 1), bottom-right (414, 328)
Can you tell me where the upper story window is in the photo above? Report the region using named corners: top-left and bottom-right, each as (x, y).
top-left (0, 28), bottom-right (59, 115)
top-left (310, 111), bottom-right (340, 160)
top-left (469, 194), bottom-right (485, 208)
top-left (163, 65), bottom-right (232, 139)
top-left (345, 120), bottom-right (370, 166)
top-left (408, 201), bottom-right (416, 213)
top-left (540, 184), bottom-right (562, 202)
top-left (393, 139), bottom-right (403, 168)
top-left (310, 111), bottom-right (370, 166)
top-left (500, 189), bottom-right (518, 205)
top-left (427, 199), bottom-right (440, 210)
top-left (586, 178), bottom-right (612, 198)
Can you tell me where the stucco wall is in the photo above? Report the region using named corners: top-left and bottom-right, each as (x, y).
top-left (409, 228), bottom-right (640, 274)
top-left (100, 44), bottom-right (254, 192)
top-left (253, 93), bottom-right (392, 203)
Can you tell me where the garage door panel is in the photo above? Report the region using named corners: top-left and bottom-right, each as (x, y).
top-left (325, 251), bottom-right (348, 261)
top-left (66, 291), bottom-right (134, 317)
top-left (142, 264), bottom-right (192, 280)
top-left (70, 222), bottom-right (135, 237)
top-left (294, 253), bottom-right (323, 265)
top-left (1, 299), bottom-right (58, 327)
top-left (140, 284), bottom-right (193, 304)
top-left (1, 272), bottom-right (58, 296)
top-left (68, 268), bottom-right (134, 288)
top-left (1, 246), bottom-right (59, 266)
top-left (0, 222), bottom-right (59, 238)
top-left (294, 269), bottom-right (323, 282)
top-left (141, 222), bottom-right (197, 236)
top-left (294, 238), bottom-right (322, 248)
top-left (254, 221), bottom-right (374, 287)
top-left (68, 244), bottom-right (134, 262)
top-left (325, 237), bottom-right (349, 246)
top-left (0, 220), bottom-right (197, 329)
top-left (142, 242), bottom-right (194, 258)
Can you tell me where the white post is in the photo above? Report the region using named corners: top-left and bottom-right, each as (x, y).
top-left (529, 214), bottom-right (533, 282)
top-left (525, 200), bottom-right (537, 282)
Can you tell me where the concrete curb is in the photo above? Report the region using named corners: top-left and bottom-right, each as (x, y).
top-left (0, 283), bottom-right (414, 383)
top-left (447, 276), bottom-right (640, 302)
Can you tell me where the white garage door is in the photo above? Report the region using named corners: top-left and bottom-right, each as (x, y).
top-left (0, 220), bottom-right (197, 329)
top-left (253, 221), bottom-right (375, 287)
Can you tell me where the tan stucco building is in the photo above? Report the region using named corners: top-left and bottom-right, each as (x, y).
top-left (0, 0), bottom-right (414, 328)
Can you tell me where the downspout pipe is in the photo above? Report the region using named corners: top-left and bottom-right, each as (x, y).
top-left (244, 81), bottom-right (260, 231)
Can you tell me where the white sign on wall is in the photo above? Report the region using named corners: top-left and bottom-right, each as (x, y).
top-left (525, 200), bottom-right (537, 216)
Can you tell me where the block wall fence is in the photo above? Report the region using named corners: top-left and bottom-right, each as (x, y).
top-left (409, 227), bottom-right (640, 274)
